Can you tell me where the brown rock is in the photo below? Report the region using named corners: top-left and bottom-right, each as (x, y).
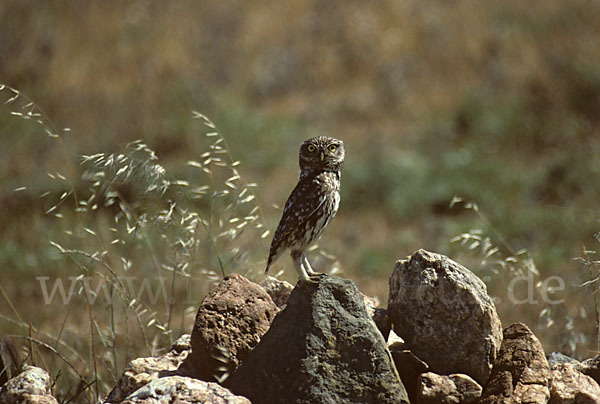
top-left (389, 347), bottom-right (429, 404)
top-left (578, 355), bottom-right (600, 386)
top-left (104, 334), bottom-right (191, 403)
top-left (550, 362), bottom-right (600, 404)
top-left (190, 273), bottom-right (278, 382)
top-left (418, 372), bottom-right (482, 404)
top-left (0, 366), bottom-right (58, 404)
top-left (388, 249), bottom-right (502, 385)
top-left (121, 376), bottom-right (250, 404)
top-left (259, 276), bottom-right (293, 309)
top-left (480, 323), bottom-right (551, 404)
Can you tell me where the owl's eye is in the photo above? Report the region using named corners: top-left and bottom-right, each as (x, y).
top-left (328, 144), bottom-right (337, 152)
top-left (307, 144), bottom-right (316, 153)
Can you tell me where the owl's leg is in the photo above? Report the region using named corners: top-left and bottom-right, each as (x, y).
top-left (291, 250), bottom-right (311, 282)
top-left (303, 254), bottom-right (326, 280)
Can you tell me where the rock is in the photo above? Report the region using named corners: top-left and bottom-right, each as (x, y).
top-left (362, 294), bottom-right (391, 340)
top-left (372, 308), bottom-right (391, 341)
top-left (388, 249), bottom-right (502, 385)
top-left (0, 365), bottom-right (58, 404)
top-left (104, 334), bottom-right (191, 403)
top-left (418, 372), bottom-right (482, 404)
top-left (579, 355), bottom-right (600, 386)
top-left (226, 275), bottom-right (409, 404)
top-left (190, 273), bottom-right (278, 382)
top-left (547, 352), bottom-right (580, 368)
top-left (480, 323), bottom-right (551, 404)
top-left (121, 376), bottom-right (250, 404)
top-left (550, 363), bottom-right (600, 404)
top-left (389, 347), bottom-right (429, 403)
top-left (259, 276), bottom-right (293, 309)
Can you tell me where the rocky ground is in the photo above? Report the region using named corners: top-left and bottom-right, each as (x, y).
top-left (2, 249), bottom-right (599, 403)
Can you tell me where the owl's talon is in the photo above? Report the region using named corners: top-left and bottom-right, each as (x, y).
top-left (307, 273), bottom-right (327, 283)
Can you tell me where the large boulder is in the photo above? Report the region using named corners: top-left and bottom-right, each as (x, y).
top-left (480, 323), bottom-right (551, 404)
top-left (226, 275), bottom-right (409, 404)
top-left (417, 372), bottom-right (482, 404)
top-left (121, 376), bottom-right (250, 404)
top-left (104, 334), bottom-right (191, 403)
top-left (189, 273), bottom-right (279, 382)
top-left (388, 249), bottom-right (502, 385)
top-left (0, 366), bottom-right (58, 404)
top-left (550, 362), bottom-right (600, 404)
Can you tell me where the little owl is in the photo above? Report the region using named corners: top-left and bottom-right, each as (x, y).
top-left (265, 136), bottom-right (345, 283)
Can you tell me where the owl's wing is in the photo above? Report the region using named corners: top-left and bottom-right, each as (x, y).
top-left (271, 175), bottom-right (328, 245)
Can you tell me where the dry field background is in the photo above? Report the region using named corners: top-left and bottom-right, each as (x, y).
top-left (1, 1), bottom-right (600, 401)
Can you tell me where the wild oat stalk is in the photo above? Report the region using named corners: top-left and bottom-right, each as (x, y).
top-left (1, 84), bottom-right (275, 402)
top-left (450, 196), bottom-right (583, 354)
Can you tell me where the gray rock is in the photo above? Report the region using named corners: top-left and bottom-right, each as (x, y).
top-left (226, 275), bottom-right (409, 404)
top-left (480, 323), bottom-right (551, 404)
top-left (0, 365), bottom-right (58, 404)
top-left (104, 335), bottom-right (191, 403)
top-left (259, 276), bottom-right (293, 309)
top-left (417, 372), bottom-right (482, 404)
top-left (550, 363), bottom-right (600, 404)
top-left (190, 273), bottom-right (278, 382)
top-left (121, 376), bottom-right (250, 404)
top-left (388, 249), bottom-right (502, 385)
top-left (548, 352), bottom-right (580, 368)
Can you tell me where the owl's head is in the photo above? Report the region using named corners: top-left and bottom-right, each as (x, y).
top-left (299, 136), bottom-right (345, 173)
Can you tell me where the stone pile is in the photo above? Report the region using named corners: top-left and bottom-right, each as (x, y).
top-left (2, 249), bottom-right (599, 403)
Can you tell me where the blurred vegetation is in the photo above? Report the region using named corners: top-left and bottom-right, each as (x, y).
top-left (2, 0), bottom-right (600, 401)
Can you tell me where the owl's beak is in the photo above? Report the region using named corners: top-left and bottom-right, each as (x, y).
top-left (320, 151), bottom-right (325, 161)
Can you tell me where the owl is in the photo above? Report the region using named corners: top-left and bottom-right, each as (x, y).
top-left (265, 136), bottom-right (345, 283)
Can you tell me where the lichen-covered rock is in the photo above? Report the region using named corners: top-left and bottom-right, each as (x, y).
top-left (480, 323), bottom-right (551, 404)
top-left (547, 352), bottom-right (580, 368)
top-left (418, 372), bottom-right (482, 404)
top-left (121, 376), bottom-right (250, 404)
top-left (0, 366), bottom-right (58, 404)
top-left (388, 249), bottom-right (502, 385)
top-left (104, 334), bottom-right (191, 403)
top-left (190, 273), bottom-right (278, 382)
top-left (226, 275), bottom-right (409, 404)
top-left (259, 276), bottom-right (293, 309)
top-left (550, 362), bottom-right (600, 404)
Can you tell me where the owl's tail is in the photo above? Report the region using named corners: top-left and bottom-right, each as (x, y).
top-left (264, 255), bottom-right (273, 274)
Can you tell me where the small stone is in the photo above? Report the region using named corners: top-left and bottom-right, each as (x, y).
top-left (547, 352), bottom-right (580, 368)
top-left (418, 372), bottom-right (482, 404)
top-left (121, 376), bottom-right (250, 404)
top-left (480, 323), bottom-right (551, 404)
top-left (189, 274), bottom-right (278, 382)
top-left (550, 362), bottom-right (600, 404)
top-left (103, 334), bottom-right (191, 403)
top-left (388, 249), bottom-right (503, 385)
top-left (259, 276), bottom-right (293, 309)
top-left (0, 366), bottom-right (58, 404)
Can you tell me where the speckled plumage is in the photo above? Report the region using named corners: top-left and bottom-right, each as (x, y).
top-left (265, 136), bottom-right (345, 282)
